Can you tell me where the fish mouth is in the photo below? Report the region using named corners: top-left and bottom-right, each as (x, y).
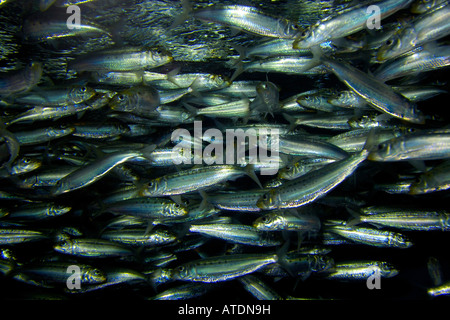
top-left (256, 200), bottom-right (266, 209)
top-left (376, 49), bottom-right (389, 62)
top-left (367, 152), bottom-right (383, 161)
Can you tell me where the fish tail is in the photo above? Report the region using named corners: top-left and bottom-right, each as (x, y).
top-left (282, 113), bottom-right (297, 131)
top-left (168, 0), bottom-right (192, 30)
top-left (362, 128), bottom-right (379, 153)
top-left (182, 102), bottom-right (199, 120)
top-left (345, 206), bottom-right (362, 227)
top-left (139, 144), bottom-right (157, 162)
top-left (198, 190), bottom-right (209, 211)
top-left (275, 240), bottom-right (295, 277)
top-left (244, 163), bottom-right (263, 189)
top-left (166, 67), bottom-right (181, 86)
top-left (228, 43), bottom-right (248, 66)
top-left (230, 61), bottom-right (245, 82)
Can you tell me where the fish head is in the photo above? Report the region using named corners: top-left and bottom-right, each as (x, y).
top-left (389, 233), bottom-right (413, 249)
top-left (81, 267), bottom-right (107, 284)
top-left (328, 90), bottom-right (355, 107)
top-left (292, 26), bottom-right (313, 49)
top-left (11, 157), bottom-right (42, 175)
top-left (367, 141), bottom-right (392, 161)
top-left (166, 202), bottom-right (189, 217)
top-left (311, 255), bottom-right (335, 272)
top-left (348, 113), bottom-right (379, 129)
top-left (296, 93), bottom-right (316, 107)
top-left (173, 264), bottom-right (191, 281)
top-left (46, 126), bottom-right (75, 138)
top-left (149, 268), bottom-right (175, 288)
top-left (256, 189), bottom-right (278, 210)
top-left (278, 162), bottom-right (300, 180)
top-left (402, 106), bottom-right (426, 124)
top-left (109, 90), bottom-right (135, 113)
top-left (150, 48), bottom-right (173, 66)
top-left (378, 262), bottom-right (399, 278)
top-left (210, 74), bottom-right (231, 89)
top-left (253, 212), bottom-right (284, 231)
top-left (377, 27), bottom-right (416, 62)
top-left (409, 171), bottom-right (435, 194)
top-left (141, 177), bottom-right (163, 196)
top-left (0, 248), bottom-right (16, 261)
top-left (69, 85), bottom-right (96, 103)
top-left (48, 204), bottom-right (72, 217)
top-left (53, 239), bottom-right (74, 255)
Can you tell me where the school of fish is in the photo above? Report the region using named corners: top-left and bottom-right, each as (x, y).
top-left (0, 0), bottom-right (450, 300)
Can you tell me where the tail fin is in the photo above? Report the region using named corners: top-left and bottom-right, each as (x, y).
top-left (230, 62), bottom-right (245, 82)
top-left (228, 44), bottom-right (248, 67)
top-left (187, 77), bottom-right (202, 98)
top-left (345, 206), bottom-right (362, 227)
top-left (362, 128), bottom-right (379, 153)
top-left (244, 164), bottom-right (263, 189)
top-left (275, 240), bottom-right (295, 278)
top-left (168, 0), bottom-right (192, 30)
top-left (198, 190), bottom-right (209, 211)
top-left (305, 45), bottom-right (325, 71)
top-left (166, 67), bottom-right (181, 87)
top-left (282, 113), bottom-right (298, 131)
top-left (139, 144), bottom-right (157, 162)
top-left (182, 102), bottom-right (199, 120)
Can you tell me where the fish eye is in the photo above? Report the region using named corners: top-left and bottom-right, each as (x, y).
top-left (92, 270), bottom-right (103, 277)
top-left (175, 204), bottom-right (180, 208)
top-left (177, 266), bottom-right (185, 272)
top-left (285, 165), bottom-right (291, 171)
top-left (261, 216), bottom-right (270, 223)
top-left (148, 181), bottom-right (154, 187)
top-left (386, 39), bottom-right (394, 46)
top-left (262, 194), bottom-right (269, 200)
top-left (378, 143), bottom-right (386, 150)
top-left (80, 86), bottom-right (87, 92)
top-left (118, 94), bottom-right (124, 100)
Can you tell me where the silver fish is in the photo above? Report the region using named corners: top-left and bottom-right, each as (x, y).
top-left (189, 223), bottom-right (282, 247)
top-left (178, 4), bottom-right (301, 39)
top-left (173, 253), bottom-right (279, 283)
top-left (257, 150), bottom-right (369, 210)
top-left (368, 129), bottom-right (450, 161)
top-left (293, 0), bottom-right (414, 49)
